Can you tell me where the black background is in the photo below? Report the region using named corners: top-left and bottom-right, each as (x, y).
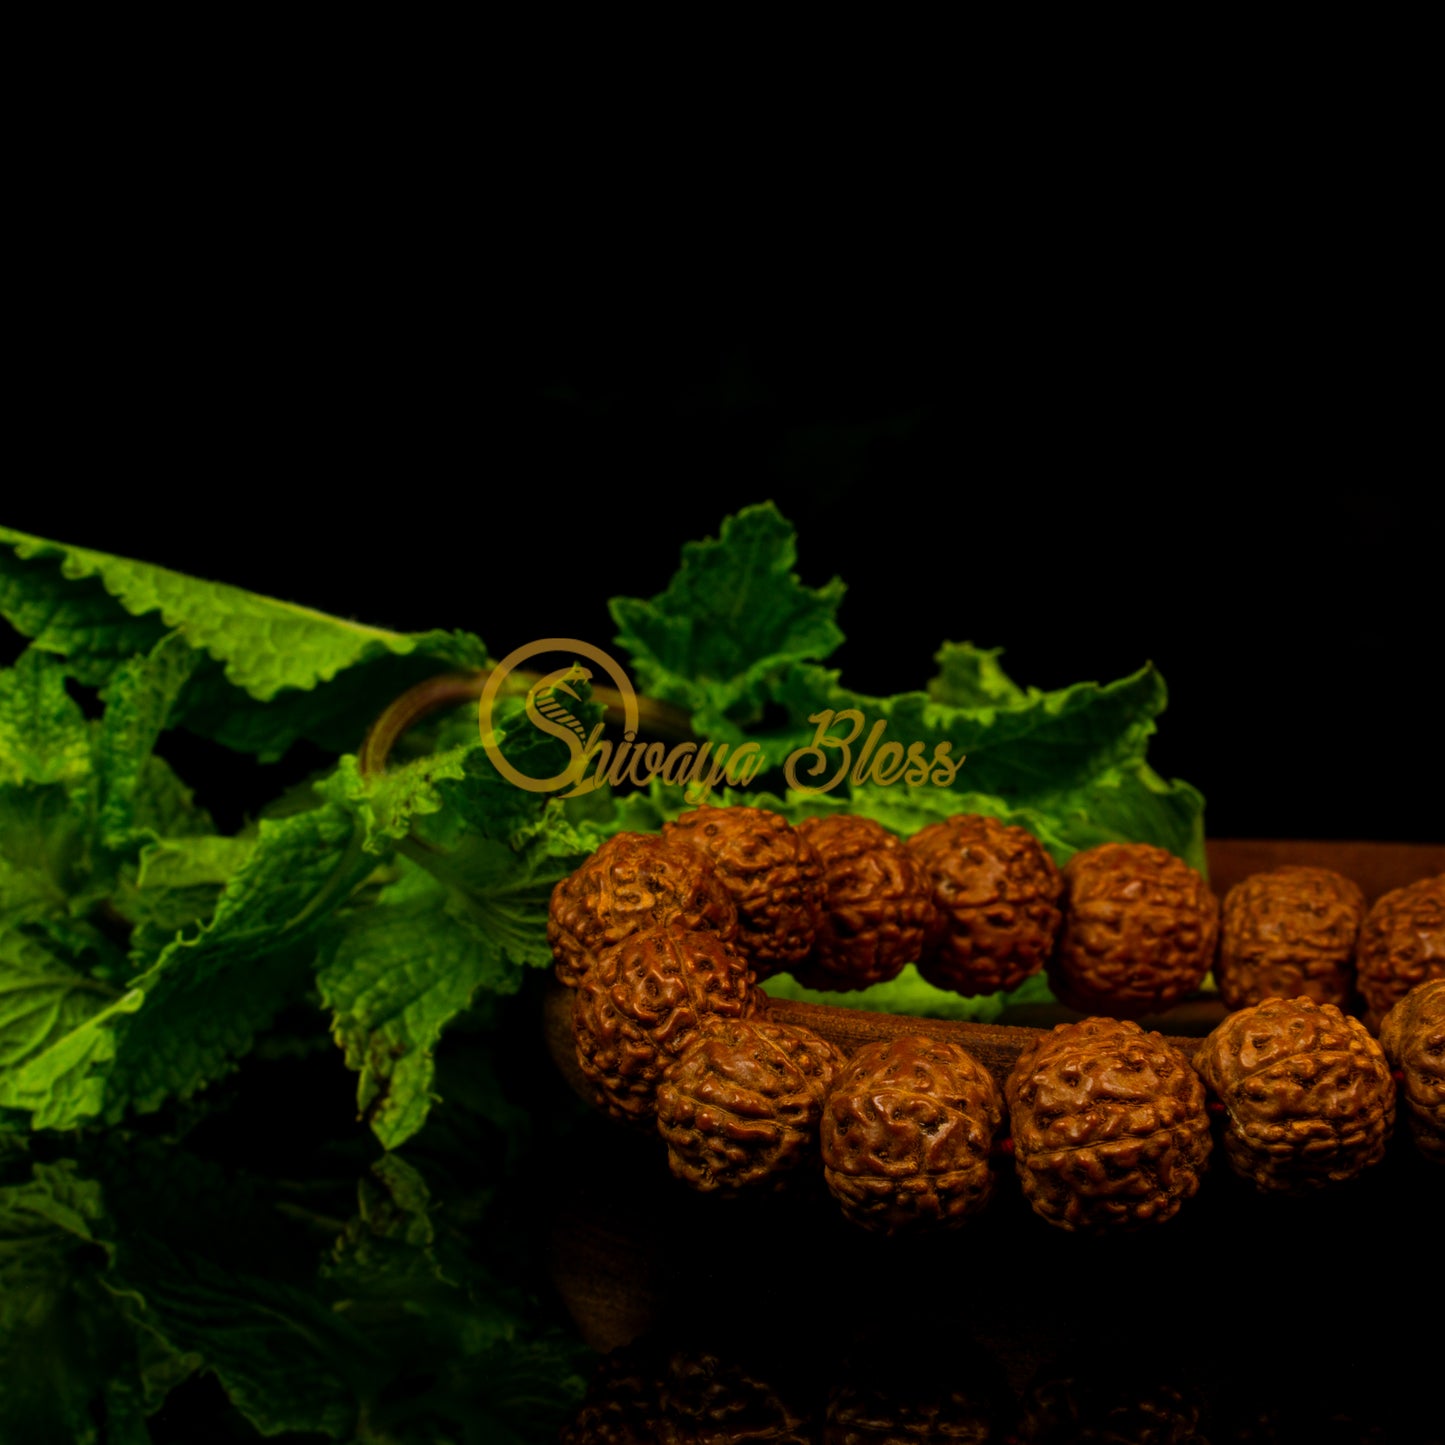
top-left (6, 305), bottom-right (1439, 842)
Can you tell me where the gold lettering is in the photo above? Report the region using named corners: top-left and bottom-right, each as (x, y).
top-left (626, 737), bottom-right (654, 786)
top-left (606, 730), bottom-right (638, 788)
top-left (687, 741), bottom-right (717, 788)
top-left (725, 743), bottom-right (763, 787)
top-left (850, 720), bottom-right (888, 785)
top-left (579, 723), bottom-right (612, 789)
top-left (660, 742), bottom-right (696, 785)
top-left (697, 743), bottom-right (732, 794)
top-left (785, 709), bottom-right (863, 795)
top-left (929, 742), bottom-right (964, 787)
top-left (869, 740), bottom-right (907, 785)
top-left (902, 741), bottom-right (931, 787)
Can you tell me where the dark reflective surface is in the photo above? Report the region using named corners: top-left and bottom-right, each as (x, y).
top-left (549, 1111), bottom-right (1445, 1444)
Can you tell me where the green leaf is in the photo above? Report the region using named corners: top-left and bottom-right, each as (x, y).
top-left (114, 834), bottom-right (258, 964)
top-left (0, 648), bottom-right (91, 791)
top-left (0, 539), bottom-right (170, 686)
top-left (767, 783), bottom-right (1078, 863)
top-left (1, 526), bottom-right (489, 760)
top-left (762, 964), bottom-right (1057, 1021)
top-left (0, 942), bottom-right (119, 1073)
top-left (126, 754), bottom-right (215, 839)
top-left (90, 632), bottom-right (197, 848)
top-left (1043, 763), bottom-right (1208, 875)
top-left (927, 640), bottom-right (1030, 708)
top-left (320, 747), bottom-right (472, 853)
top-left (770, 658), bottom-right (1169, 800)
top-left (319, 814), bottom-right (584, 1150)
top-left (609, 501), bottom-right (845, 733)
top-left (0, 805), bottom-right (370, 1131)
top-left (0, 782), bottom-right (105, 932)
top-left (133, 834), bottom-right (257, 892)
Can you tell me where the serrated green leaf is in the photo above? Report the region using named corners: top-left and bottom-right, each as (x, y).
top-left (770, 658), bottom-right (1169, 800)
top-left (0, 805), bottom-right (370, 1131)
top-left (323, 685), bottom-right (604, 858)
top-left (0, 648), bottom-right (91, 790)
top-left (320, 810), bottom-right (588, 1149)
top-left (0, 780), bottom-right (103, 924)
top-left (0, 540), bottom-right (169, 686)
top-left (321, 873), bottom-right (513, 1149)
top-left (1, 526), bottom-right (490, 760)
top-left (1044, 762), bottom-right (1208, 874)
top-left (133, 834), bottom-right (257, 892)
top-left (762, 963), bottom-right (1057, 1021)
top-left (320, 747), bottom-right (472, 853)
top-left (90, 632), bottom-right (197, 847)
top-left (0, 945), bottom-right (119, 1073)
top-left (114, 834), bottom-right (259, 965)
top-left (609, 501), bottom-right (845, 733)
top-left (126, 754), bottom-right (215, 839)
top-left (927, 640), bottom-right (1030, 708)
top-left (0, 526), bottom-right (485, 700)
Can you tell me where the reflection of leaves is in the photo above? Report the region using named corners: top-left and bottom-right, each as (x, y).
top-left (117, 1241), bottom-right (372, 1437)
top-left (0, 1160), bottom-right (143, 1445)
top-left (0, 1132), bottom-right (588, 1443)
top-left (324, 1153), bottom-right (589, 1444)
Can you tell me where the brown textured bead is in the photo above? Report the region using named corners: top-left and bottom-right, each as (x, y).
top-left (820, 1034), bottom-right (1002, 1234)
top-left (1048, 842), bottom-right (1218, 1018)
top-left (1218, 866), bottom-right (1364, 1011)
top-left (561, 1342), bottom-right (675, 1445)
top-left (1194, 996), bottom-right (1395, 1192)
top-left (907, 814), bottom-right (1062, 996)
top-left (1020, 1353), bottom-right (1206, 1445)
top-left (563, 1340), bottom-right (813, 1445)
top-left (1356, 873), bottom-right (1445, 1031)
top-left (1378, 977), bottom-right (1445, 1164)
top-left (793, 814), bottom-right (937, 989)
top-left (663, 1346), bottom-right (814, 1445)
top-left (548, 831), bottom-right (738, 989)
top-left (1005, 1017), bottom-right (1211, 1231)
top-left (656, 1017), bottom-right (845, 1193)
top-left (662, 805), bottom-right (822, 981)
top-left (824, 1340), bottom-right (1011, 1444)
top-left (572, 926), bottom-right (760, 1124)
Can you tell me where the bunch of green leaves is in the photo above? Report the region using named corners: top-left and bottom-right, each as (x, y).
top-left (0, 505), bottom-right (1206, 1138)
top-left (0, 505), bottom-right (1205, 1438)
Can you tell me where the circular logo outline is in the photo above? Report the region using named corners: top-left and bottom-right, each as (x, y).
top-left (479, 637), bottom-right (639, 796)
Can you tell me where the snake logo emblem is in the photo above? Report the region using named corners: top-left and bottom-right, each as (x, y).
top-left (479, 638), bottom-right (639, 796)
